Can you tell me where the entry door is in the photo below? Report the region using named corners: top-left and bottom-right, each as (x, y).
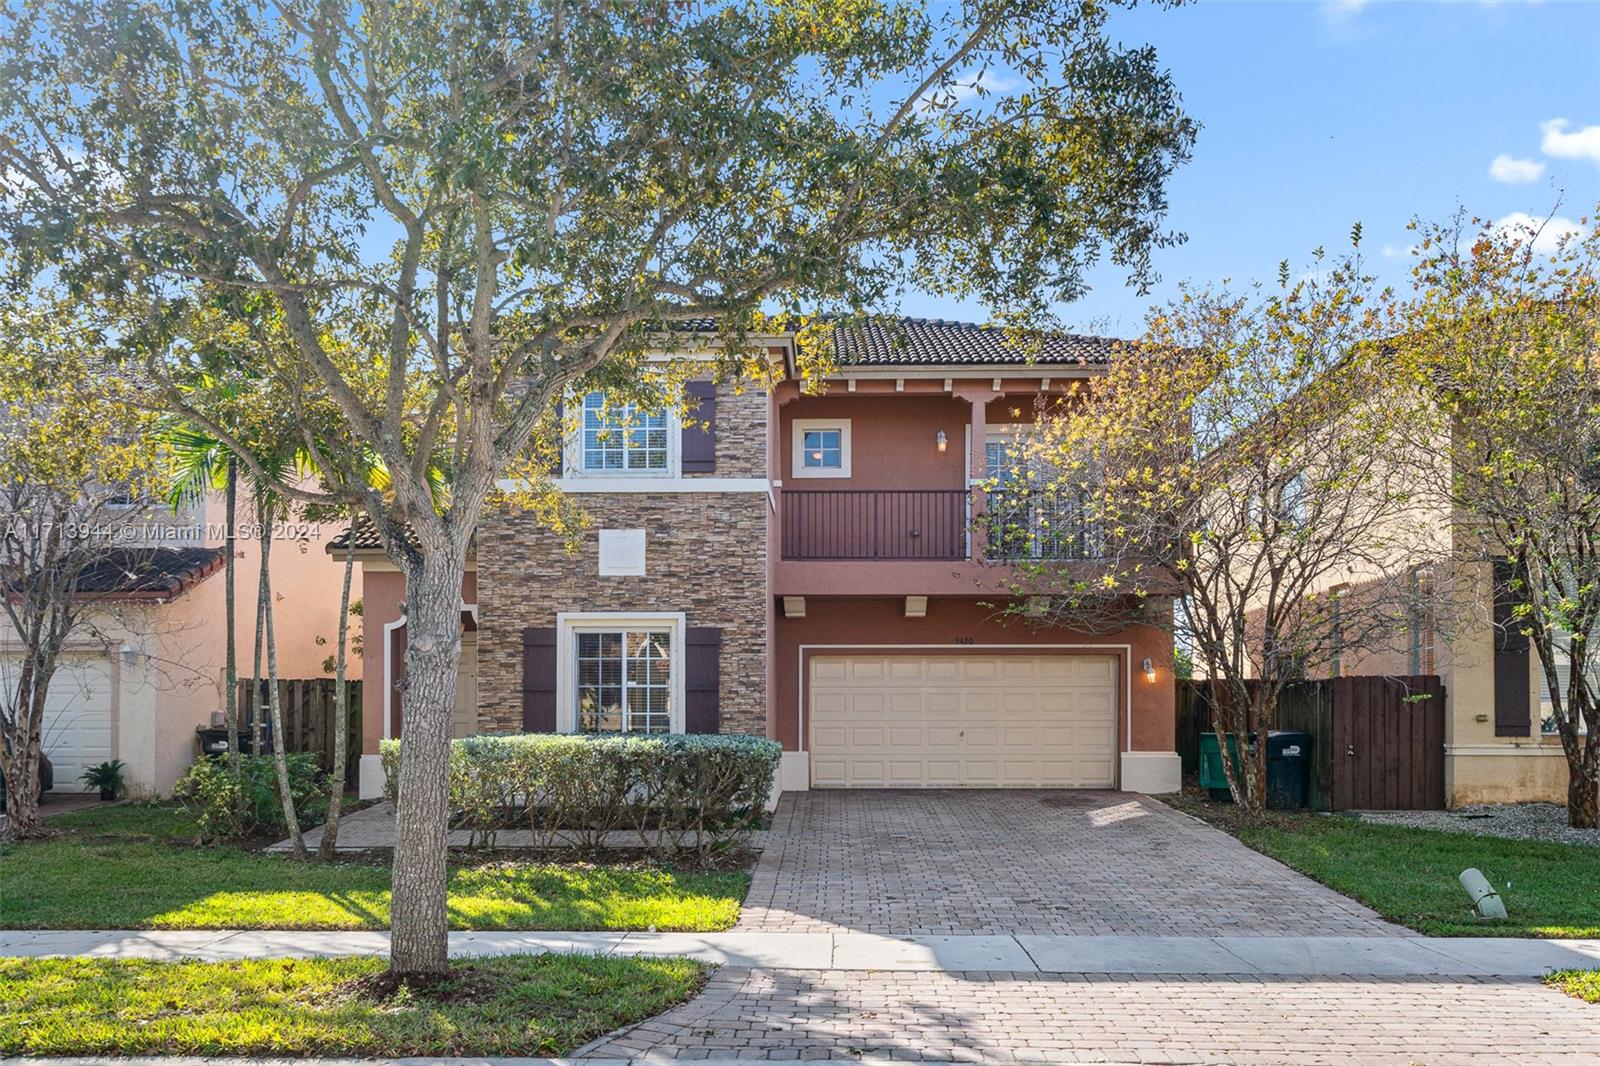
top-left (808, 654), bottom-right (1118, 788)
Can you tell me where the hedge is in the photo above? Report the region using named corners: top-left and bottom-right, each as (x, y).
top-left (380, 733), bottom-right (780, 861)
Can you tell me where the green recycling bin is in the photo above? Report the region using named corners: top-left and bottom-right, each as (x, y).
top-left (1198, 732), bottom-right (1242, 801)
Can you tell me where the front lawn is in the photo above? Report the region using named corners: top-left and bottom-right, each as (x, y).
top-left (0, 804), bottom-right (747, 932)
top-left (1546, 969), bottom-right (1600, 1004)
top-left (1167, 794), bottom-right (1600, 938)
top-left (0, 954), bottom-right (705, 1056)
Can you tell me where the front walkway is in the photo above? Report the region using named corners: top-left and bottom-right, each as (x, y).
top-left (7, 928), bottom-right (1597, 975)
top-left (740, 790), bottom-right (1401, 936)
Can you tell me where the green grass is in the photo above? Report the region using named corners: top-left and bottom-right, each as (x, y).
top-left (1546, 969), bottom-right (1600, 1004)
top-left (1170, 795), bottom-right (1600, 937)
top-left (0, 803), bottom-right (747, 932)
top-left (0, 954), bottom-right (705, 1056)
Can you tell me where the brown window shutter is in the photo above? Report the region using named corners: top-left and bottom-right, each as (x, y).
top-left (680, 381), bottom-right (717, 473)
top-left (684, 626), bottom-right (721, 733)
top-left (522, 627), bottom-right (558, 732)
top-left (1492, 558), bottom-right (1531, 737)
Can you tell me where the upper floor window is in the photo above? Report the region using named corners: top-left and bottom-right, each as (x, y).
top-left (581, 392), bottom-right (669, 473)
top-left (792, 418), bottom-right (851, 478)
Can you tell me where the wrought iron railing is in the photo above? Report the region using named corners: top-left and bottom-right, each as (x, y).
top-left (780, 489), bottom-right (969, 560)
top-left (981, 488), bottom-right (1102, 561)
top-left (780, 488), bottom-right (1101, 562)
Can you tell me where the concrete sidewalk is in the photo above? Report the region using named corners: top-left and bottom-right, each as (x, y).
top-left (5, 928), bottom-right (1598, 976)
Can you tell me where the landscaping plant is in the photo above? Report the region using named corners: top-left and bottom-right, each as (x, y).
top-left (174, 754), bottom-right (330, 842)
top-left (78, 760), bottom-right (125, 801)
top-left (382, 733), bottom-right (781, 863)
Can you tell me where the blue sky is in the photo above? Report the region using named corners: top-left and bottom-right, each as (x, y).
top-left (899, 0), bottom-right (1600, 337)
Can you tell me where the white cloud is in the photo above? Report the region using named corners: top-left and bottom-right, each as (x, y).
top-left (1381, 242), bottom-right (1418, 260)
top-left (948, 69), bottom-right (1016, 105)
top-left (918, 69), bottom-right (1017, 113)
top-left (1539, 118), bottom-right (1600, 163)
top-left (1494, 211), bottom-right (1584, 255)
top-left (1321, 0), bottom-right (1369, 20)
top-left (1488, 154), bottom-right (1545, 184)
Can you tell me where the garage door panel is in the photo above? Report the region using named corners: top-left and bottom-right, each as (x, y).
top-left (33, 654), bottom-right (115, 790)
top-left (810, 653), bottom-right (1118, 789)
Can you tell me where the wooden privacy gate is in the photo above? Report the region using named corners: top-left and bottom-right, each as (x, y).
top-left (237, 678), bottom-right (363, 789)
top-left (1176, 675), bottom-right (1446, 811)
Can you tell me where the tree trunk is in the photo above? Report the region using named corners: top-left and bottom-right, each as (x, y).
top-left (257, 510), bottom-right (304, 857)
top-left (224, 459), bottom-right (239, 775)
top-left (2, 662), bottom-right (50, 840)
top-left (318, 518), bottom-right (356, 860)
top-left (388, 545), bottom-right (466, 976)
top-left (1568, 734), bottom-right (1599, 829)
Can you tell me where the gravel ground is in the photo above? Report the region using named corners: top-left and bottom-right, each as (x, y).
top-left (1357, 802), bottom-right (1600, 847)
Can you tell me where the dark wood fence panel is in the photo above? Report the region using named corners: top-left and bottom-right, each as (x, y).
top-left (237, 678), bottom-right (363, 789)
top-left (1177, 674), bottom-right (1444, 812)
top-left (1333, 674), bottom-right (1445, 812)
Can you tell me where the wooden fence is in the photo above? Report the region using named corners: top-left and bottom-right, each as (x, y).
top-left (237, 679), bottom-right (363, 789)
top-left (1176, 675), bottom-right (1446, 811)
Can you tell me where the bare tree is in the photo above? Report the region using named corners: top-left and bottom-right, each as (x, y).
top-left (1001, 246), bottom-right (1439, 813)
top-left (1398, 210), bottom-right (1600, 827)
top-left (0, 287), bottom-right (166, 837)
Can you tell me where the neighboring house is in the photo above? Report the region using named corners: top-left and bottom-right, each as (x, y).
top-left (3, 491), bottom-right (360, 798)
top-left (1232, 443), bottom-right (1576, 807)
top-left (1321, 553), bottom-right (1578, 807)
top-left (339, 318), bottom-right (1180, 801)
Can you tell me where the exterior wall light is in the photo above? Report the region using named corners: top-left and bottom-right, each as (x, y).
top-left (936, 430), bottom-right (947, 452)
top-left (1141, 656), bottom-right (1156, 682)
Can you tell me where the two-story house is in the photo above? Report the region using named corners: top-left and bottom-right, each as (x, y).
top-left (343, 318), bottom-right (1180, 800)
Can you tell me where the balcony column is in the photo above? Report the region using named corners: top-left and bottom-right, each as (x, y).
top-left (954, 386), bottom-right (996, 561)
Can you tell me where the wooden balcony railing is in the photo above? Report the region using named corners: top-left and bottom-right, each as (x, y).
top-left (779, 488), bottom-right (1101, 562)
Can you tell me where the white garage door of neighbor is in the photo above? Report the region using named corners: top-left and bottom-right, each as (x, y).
top-left (38, 654), bottom-right (116, 790)
top-left (809, 654), bottom-right (1119, 788)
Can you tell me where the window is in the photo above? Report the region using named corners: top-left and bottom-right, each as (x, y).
top-left (557, 612), bottom-right (685, 734)
top-left (1539, 629), bottom-right (1597, 735)
top-left (791, 419), bottom-right (851, 478)
top-left (575, 629), bottom-right (673, 734)
top-left (983, 430), bottom-right (1099, 560)
top-left (580, 391), bottom-right (670, 473)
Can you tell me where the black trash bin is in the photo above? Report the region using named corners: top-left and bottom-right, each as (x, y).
top-left (1265, 730), bottom-right (1311, 810)
top-left (195, 725), bottom-right (271, 759)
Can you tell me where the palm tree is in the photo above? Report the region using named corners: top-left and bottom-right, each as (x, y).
top-left (165, 427), bottom-right (240, 775)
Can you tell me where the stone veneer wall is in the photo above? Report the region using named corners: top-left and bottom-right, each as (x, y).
top-left (475, 379), bottom-right (770, 736)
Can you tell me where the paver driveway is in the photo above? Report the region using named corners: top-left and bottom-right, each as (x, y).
top-left (582, 968), bottom-right (1597, 1063)
top-left (739, 790), bottom-right (1401, 936)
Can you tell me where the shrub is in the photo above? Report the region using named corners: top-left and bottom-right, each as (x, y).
top-left (175, 754), bottom-right (332, 841)
top-left (380, 733), bottom-right (781, 862)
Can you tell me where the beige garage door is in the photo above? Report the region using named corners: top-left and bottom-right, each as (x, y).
top-left (809, 654), bottom-right (1118, 788)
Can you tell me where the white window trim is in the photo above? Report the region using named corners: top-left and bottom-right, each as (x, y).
top-left (791, 418), bottom-right (852, 479)
top-left (555, 611), bottom-right (686, 734)
top-left (565, 393), bottom-right (681, 479)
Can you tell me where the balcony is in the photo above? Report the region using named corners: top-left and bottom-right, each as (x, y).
top-left (779, 488), bottom-right (1099, 563)
top-left (780, 489), bottom-right (969, 561)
